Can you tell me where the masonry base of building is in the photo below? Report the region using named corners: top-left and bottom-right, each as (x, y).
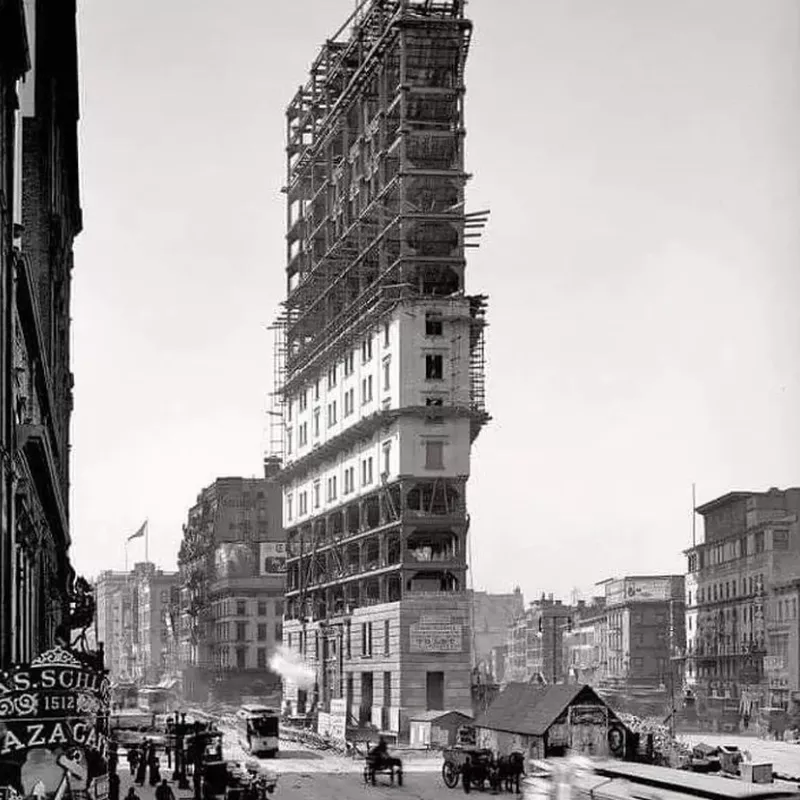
top-left (282, 595), bottom-right (473, 742)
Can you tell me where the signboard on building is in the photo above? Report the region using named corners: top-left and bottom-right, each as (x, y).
top-left (605, 578), bottom-right (673, 606)
top-left (215, 543), bottom-right (256, 579)
top-left (409, 614), bottom-right (463, 653)
top-left (0, 646), bottom-right (111, 800)
top-left (260, 542), bottom-right (287, 576)
top-left (317, 699), bottom-right (347, 741)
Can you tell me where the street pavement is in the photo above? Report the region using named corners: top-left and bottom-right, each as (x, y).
top-left (677, 733), bottom-right (800, 778)
top-left (117, 737), bottom-right (454, 800)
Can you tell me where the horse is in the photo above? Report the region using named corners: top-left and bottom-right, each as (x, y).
top-left (494, 752), bottom-right (525, 793)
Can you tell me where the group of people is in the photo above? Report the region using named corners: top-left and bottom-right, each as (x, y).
top-left (128, 739), bottom-right (165, 787)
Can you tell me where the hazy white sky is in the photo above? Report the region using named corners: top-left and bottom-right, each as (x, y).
top-left (71, 0), bottom-right (800, 599)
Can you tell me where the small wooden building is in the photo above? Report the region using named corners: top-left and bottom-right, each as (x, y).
top-left (474, 683), bottom-right (628, 760)
top-left (408, 710), bottom-right (474, 749)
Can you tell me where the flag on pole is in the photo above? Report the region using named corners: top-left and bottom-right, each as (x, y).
top-left (127, 520), bottom-right (147, 542)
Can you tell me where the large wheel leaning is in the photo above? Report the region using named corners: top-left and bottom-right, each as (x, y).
top-left (442, 760), bottom-right (460, 788)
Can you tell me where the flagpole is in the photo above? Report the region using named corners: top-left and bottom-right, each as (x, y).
top-left (145, 520), bottom-right (149, 564)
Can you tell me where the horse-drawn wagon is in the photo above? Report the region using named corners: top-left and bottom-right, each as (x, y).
top-left (441, 747), bottom-right (525, 793)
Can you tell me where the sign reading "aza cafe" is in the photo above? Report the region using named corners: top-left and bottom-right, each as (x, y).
top-left (0, 645), bottom-right (111, 800)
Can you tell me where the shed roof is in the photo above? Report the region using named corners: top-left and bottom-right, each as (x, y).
top-left (409, 710), bottom-right (473, 724)
top-left (474, 683), bottom-right (604, 737)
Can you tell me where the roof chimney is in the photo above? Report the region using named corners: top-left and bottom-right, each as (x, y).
top-left (264, 456), bottom-right (281, 479)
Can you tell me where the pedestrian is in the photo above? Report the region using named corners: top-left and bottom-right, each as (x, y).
top-left (109, 772), bottom-right (120, 800)
top-left (127, 749), bottom-right (139, 776)
top-left (165, 743), bottom-right (172, 770)
top-left (462, 754), bottom-right (473, 794)
top-left (126, 788), bottom-right (140, 800)
top-left (149, 751), bottom-right (161, 787)
top-left (155, 779), bottom-right (175, 800)
top-left (135, 753), bottom-right (147, 787)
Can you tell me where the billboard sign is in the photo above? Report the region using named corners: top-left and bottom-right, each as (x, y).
top-left (214, 543), bottom-right (256, 579)
top-left (0, 646), bottom-right (111, 800)
top-left (606, 578), bottom-right (674, 606)
top-left (260, 542), bottom-right (286, 576)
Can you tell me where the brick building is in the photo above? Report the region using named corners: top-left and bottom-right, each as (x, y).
top-left (0, 0), bottom-right (82, 666)
top-left (682, 488), bottom-right (800, 724)
top-left (504, 595), bottom-right (574, 686)
top-left (178, 463), bottom-right (284, 702)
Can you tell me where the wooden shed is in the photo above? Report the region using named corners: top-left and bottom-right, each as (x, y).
top-left (474, 683), bottom-right (628, 760)
top-left (408, 710), bottom-right (474, 749)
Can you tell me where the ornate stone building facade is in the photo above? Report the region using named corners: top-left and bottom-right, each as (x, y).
top-left (0, 0), bottom-right (82, 667)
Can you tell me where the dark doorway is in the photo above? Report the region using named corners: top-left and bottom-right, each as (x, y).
top-left (360, 671), bottom-right (374, 724)
top-left (426, 671), bottom-right (444, 711)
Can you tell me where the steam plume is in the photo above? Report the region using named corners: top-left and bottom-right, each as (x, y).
top-left (269, 645), bottom-right (316, 690)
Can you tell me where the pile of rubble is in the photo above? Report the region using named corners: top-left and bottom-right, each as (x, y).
top-left (618, 713), bottom-right (692, 767)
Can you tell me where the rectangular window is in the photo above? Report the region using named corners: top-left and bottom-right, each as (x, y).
top-left (382, 441), bottom-right (391, 476)
top-left (425, 313), bottom-right (443, 336)
top-left (425, 440), bottom-right (445, 470)
top-left (237, 601), bottom-right (247, 616)
top-left (425, 354), bottom-right (444, 380)
top-left (299, 391), bottom-right (308, 412)
top-left (362, 622), bottom-right (373, 657)
top-left (313, 480), bottom-right (321, 509)
top-left (383, 322), bottom-right (390, 346)
top-left (327, 364), bottom-right (338, 389)
top-left (257, 623), bottom-right (267, 641)
top-left (361, 457), bottom-right (373, 486)
top-left (275, 621), bottom-right (283, 641)
top-left (328, 401), bottom-right (338, 427)
top-left (313, 408), bottom-right (321, 438)
top-left (236, 621), bottom-right (247, 642)
top-left (344, 387), bottom-right (355, 417)
top-left (362, 337), bottom-right (373, 363)
top-left (299, 491), bottom-right (308, 515)
top-left (286, 428), bottom-right (293, 455)
top-left (344, 466), bottom-right (355, 494)
top-left (361, 375), bottom-right (373, 404)
top-left (382, 358), bottom-right (391, 391)
top-left (286, 494), bottom-right (293, 521)
top-left (257, 648), bottom-right (267, 668)
top-left (384, 620), bottom-right (390, 656)
top-left (346, 622), bottom-right (352, 659)
top-left (344, 351), bottom-right (355, 377)
top-left (425, 396), bottom-right (444, 407)
top-left (298, 422), bottom-right (308, 447)
top-left (287, 401), bottom-right (293, 422)
top-left (327, 475), bottom-right (338, 501)
top-left (237, 647), bottom-right (247, 669)
top-left (258, 601), bottom-right (267, 616)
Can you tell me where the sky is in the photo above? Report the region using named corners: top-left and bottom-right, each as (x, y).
top-left (70, 0), bottom-right (800, 601)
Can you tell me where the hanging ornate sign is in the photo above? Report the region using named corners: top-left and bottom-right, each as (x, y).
top-left (0, 646), bottom-right (110, 800)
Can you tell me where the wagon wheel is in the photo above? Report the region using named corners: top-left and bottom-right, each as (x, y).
top-left (442, 760), bottom-right (460, 788)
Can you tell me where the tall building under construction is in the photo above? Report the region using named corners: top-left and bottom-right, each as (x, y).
top-left (275, 0), bottom-right (489, 737)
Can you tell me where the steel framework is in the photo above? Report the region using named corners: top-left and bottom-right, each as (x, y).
top-left (274, 0), bottom-right (488, 422)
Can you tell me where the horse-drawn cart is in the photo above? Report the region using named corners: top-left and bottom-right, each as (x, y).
top-left (441, 747), bottom-right (495, 791)
top-left (442, 748), bottom-right (525, 793)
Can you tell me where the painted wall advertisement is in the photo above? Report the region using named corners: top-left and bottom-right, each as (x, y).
top-left (259, 542), bottom-right (286, 577)
top-left (214, 543), bottom-right (256, 579)
top-left (0, 646), bottom-right (111, 800)
top-left (409, 615), bottom-right (463, 653)
top-left (605, 578), bottom-right (672, 606)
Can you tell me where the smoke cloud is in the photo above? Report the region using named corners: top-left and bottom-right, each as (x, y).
top-left (268, 645), bottom-right (316, 690)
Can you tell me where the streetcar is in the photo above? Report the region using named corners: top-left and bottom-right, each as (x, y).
top-left (235, 704), bottom-right (280, 758)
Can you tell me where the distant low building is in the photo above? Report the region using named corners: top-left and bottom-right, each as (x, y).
top-left (471, 588), bottom-right (524, 680)
top-left (505, 594), bottom-right (574, 685)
